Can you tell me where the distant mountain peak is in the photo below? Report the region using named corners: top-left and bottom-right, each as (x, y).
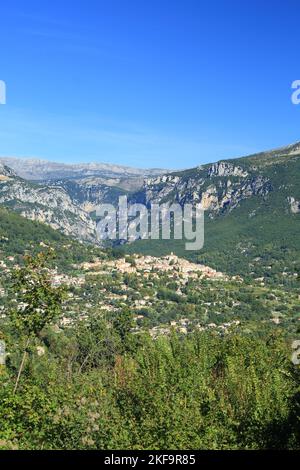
top-left (0, 157), bottom-right (170, 181)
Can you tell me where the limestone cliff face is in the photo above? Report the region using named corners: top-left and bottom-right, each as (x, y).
top-left (0, 163), bottom-right (16, 179)
top-left (136, 161), bottom-right (272, 216)
top-left (207, 161), bottom-right (248, 178)
top-left (50, 178), bottom-right (129, 213)
top-left (0, 172), bottom-right (97, 242)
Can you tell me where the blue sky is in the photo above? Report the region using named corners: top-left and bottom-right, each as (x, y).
top-left (0, 0), bottom-right (300, 169)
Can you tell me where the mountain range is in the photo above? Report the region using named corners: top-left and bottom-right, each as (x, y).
top-left (0, 142), bottom-right (299, 281)
top-left (0, 157), bottom-right (169, 180)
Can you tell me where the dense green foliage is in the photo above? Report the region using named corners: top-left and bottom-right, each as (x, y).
top-left (0, 254), bottom-right (299, 450)
top-left (10, 252), bottom-right (67, 336)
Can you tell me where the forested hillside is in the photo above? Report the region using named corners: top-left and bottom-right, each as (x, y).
top-left (124, 150), bottom-right (300, 283)
top-left (0, 251), bottom-right (299, 450)
top-left (0, 207), bottom-right (104, 270)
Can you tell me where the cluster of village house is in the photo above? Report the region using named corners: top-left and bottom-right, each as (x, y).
top-left (0, 252), bottom-right (233, 332)
top-left (147, 319), bottom-right (241, 339)
top-left (80, 253), bottom-right (227, 280)
top-left (69, 254), bottom-right (246, 336)
top-left (0, 252), bottom-right (260, 337)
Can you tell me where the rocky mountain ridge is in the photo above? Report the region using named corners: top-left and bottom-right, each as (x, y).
top-left (135, 160), bottom-right (272, 216)
top-left (0, 157), bottom-right (170, 181)
top-left (0, 142), bottom-right (299, 253)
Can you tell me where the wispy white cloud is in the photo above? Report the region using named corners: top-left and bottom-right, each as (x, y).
top-left (0, 107), bottom-right (258, 167)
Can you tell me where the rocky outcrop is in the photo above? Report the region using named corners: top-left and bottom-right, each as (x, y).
top-left (0, 163), bottom-right (16, 179)
top-left (51, 178), bottom-right (128, 213)
top-left (0, 176), bottom-right (97, 242)
top-left (136, 162), bottom-right (271, 215)
top-left (207, 161), bottom-right (248, 178)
